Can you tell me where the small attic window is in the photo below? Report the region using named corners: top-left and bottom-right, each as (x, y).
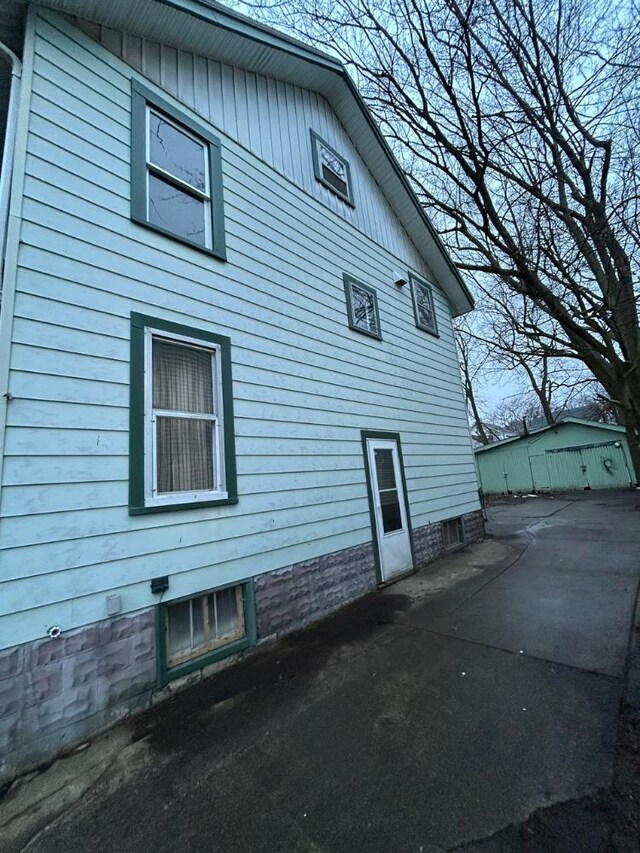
top-left (310, 130), bottom-right (354, 206)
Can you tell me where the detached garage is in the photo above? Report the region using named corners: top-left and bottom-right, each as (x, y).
top-left (475, 419), bottom-right (635, 494)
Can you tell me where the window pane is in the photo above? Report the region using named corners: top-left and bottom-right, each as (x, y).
top-left (210, 587), bottom-right (241, 639)
top-left (149, 111), bottom-right (206, 192)
top-left (148, 173), bottom-right (207, 246)
top-left (321, 164), bottom-right (349, 197)
top-left (192, 597), bottom-right (205, 649)
top-left (374, 448), bottom-right (397, 490)
top-left (444, 519), bottom-right (462, 547)
top-left (153, 339), bottom-right (214, 414)
top-left (156, 417), bottom-right (214, 493)
top-left (319, 144), bottom-right (346, 181)
top-left (351, 284), bottom-right (378, 334)
top-left (167, 600), bottom-right (192, 658)
top-left (415, 283), bottom-right (435, 330)
top-left (380, 489), bottom-right (403, 533)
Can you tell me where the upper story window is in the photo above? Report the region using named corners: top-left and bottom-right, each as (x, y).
top-left (129, 313), bottom-right (237, 514)
top-left (310, 130), bottom-right (354, 206)
top-left (131, 80), bottom-right (226, 260)
top-left (343, 274), bottom-right (382, 340)
top-left (410, 274), bottom-right (439, 336)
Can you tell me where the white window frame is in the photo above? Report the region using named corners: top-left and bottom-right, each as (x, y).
top-left (145, 106), bottom-right (213, 249)
top-left (143, 327), bottom-right (226, 507)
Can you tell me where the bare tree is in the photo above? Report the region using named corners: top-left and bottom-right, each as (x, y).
top-left (236, 0), bottom-right (640, 479)
top-left (456, 322), bottom-right (492, 443)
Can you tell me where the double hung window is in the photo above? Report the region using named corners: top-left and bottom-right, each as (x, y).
top-left (129, 314), bottom-right (237, 513)
top-left (131, 80), bottom-right (226, 259)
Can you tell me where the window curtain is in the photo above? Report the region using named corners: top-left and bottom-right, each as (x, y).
top-left (153, 339), bottom-right (215, 492)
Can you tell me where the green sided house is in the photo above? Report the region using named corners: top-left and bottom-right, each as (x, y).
top-left (475, 418), bottom-right (636, 494)
top-left (0, 0), bottom-right (482, 782)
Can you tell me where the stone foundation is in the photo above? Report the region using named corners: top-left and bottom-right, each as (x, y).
top-left (0, 510), bottom-right (484, 784)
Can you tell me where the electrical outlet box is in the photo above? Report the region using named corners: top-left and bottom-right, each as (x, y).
top-left (151, 576), bottom-right (169, 594)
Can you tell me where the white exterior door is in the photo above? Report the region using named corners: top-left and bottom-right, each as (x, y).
top-left (366, 438), bottom-right (413, 582)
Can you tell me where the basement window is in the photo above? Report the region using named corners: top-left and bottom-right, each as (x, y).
top-left (160, 583), bottom-right (255, 682)
top-left (310, 130), bottom-right (354, 206)
top-left (443, 517), bottom-right (464, 549)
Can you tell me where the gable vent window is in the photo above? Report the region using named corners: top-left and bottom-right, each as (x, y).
top-left (311, 130), bottom-right (354, 206)
top-left (343, 274), bottom-right (382, 340)
top-left (131, 79), bottom-right (226, 260)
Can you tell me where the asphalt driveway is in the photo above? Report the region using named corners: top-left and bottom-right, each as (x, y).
top-left (3, 490), bottom-right (640, 852)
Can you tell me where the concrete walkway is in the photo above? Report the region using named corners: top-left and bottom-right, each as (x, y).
top-left (3, 491), bottom-right (640, 852)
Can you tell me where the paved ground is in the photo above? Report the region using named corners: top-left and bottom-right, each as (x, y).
top-left (2, 490), bottom-right (640, 852)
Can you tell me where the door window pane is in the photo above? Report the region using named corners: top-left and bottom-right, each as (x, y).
top-left (148, 173), bottom-right (207, 246)
top-left (380, 488), bottom-right (403, 532)
top-left (149, 110), bottom-right (207, 191)
top-left (156, 417), bottom-right (214, 493)
top-left (374, 448), bottom-right (397, 490)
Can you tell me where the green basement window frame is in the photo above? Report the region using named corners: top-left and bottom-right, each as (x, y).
top-left (343, 274), bottom-right (382, 340)
top-left (310, 130), bottom-right (354, 206)
top-left (157, 582), bottom-right (256, 685)
top-left (410, 273), bottom-right (439, 336)
top-left (131, 79), bottom-right (226, 259)
top-left (129, 313), bottom-right (238, 514)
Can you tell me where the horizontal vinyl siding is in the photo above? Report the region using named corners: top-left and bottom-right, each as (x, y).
top-left (72, 14), bottom-right (429, 269)
top-left (0, 12), bottom-right (479, 648)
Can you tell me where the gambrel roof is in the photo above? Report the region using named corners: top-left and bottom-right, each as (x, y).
top-left (0, 0), bottom-right (474, 316)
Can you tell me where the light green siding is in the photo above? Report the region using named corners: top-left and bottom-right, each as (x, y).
top-left (0, 11), bottom-right (480, 650)
top-left (475, 421), bottom-right (634, 494)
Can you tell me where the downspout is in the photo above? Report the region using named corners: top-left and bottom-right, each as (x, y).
top-left (0, 41), bottom-right (22, 300)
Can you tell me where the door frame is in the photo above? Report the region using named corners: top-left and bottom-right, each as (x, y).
top-left (360, 430), bottom-right (415, 585)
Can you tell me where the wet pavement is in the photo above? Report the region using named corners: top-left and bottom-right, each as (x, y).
top-left (3, 490), bottom-right (640, 852)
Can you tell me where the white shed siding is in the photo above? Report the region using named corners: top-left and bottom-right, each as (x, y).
top-left (72, 15), bottom-right (431, 269)
top-left (0, 11), bottom-right (479, 649)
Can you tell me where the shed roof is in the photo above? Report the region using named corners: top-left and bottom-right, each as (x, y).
top-left (0, 0), bottom-right (474, 317)
top-left (474, 418), bottom-right (626, 456)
